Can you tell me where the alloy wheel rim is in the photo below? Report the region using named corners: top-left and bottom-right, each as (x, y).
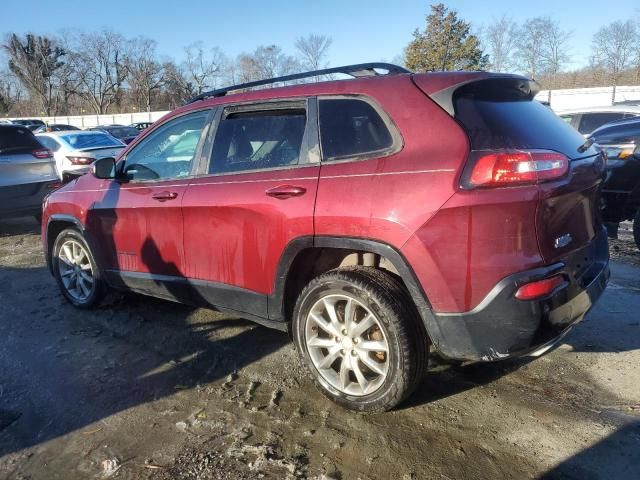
top-left (305, 294), bottom-right (390, 396)
top-left (57, 240), bottom-right (94, 302)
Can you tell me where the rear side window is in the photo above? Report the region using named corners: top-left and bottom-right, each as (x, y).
top-left (453, 79), bottom-right (588, 159)
top-left (0, 127), bottom-right (41, 153)
top-left (210, 109), bottom-right (306, 174)
top-left (578, 113), bottom-right (626, 134)
top-left (38, 136), bottom-right (61, 152)
top-left (319, 98), bottom-right (393, 160)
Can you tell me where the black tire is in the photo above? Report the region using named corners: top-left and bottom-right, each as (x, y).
top-left (634, 210), bottom-right (640, 251)
top-left (52, 228), bottom-right (105, 308)
top-left (292, 266), bottom-right (428, 413)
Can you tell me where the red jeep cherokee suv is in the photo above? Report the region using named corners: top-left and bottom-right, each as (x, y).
top-left (42, 64), bottom-right (609, 412)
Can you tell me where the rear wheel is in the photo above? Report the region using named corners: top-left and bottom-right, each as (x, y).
top-left (52, 228), bottom-right (105, 308)
top-left (634, 210), bottom-right (640, 251)
top-left (292, 267), bottom-right (428, 412)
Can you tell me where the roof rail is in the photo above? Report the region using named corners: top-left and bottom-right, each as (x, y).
top-left (186, 62), bottom-right (411, 104)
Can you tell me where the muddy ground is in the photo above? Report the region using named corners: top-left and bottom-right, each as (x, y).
top-left (0, 218), bottom-right (638, 480)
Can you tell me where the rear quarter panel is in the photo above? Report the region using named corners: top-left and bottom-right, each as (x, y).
top-left (314, 76), bottom-right (468, 247)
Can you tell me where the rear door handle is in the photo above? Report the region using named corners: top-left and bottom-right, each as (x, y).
top-left (265, 185), bottom-right (307, 199)
top-left (152, 191), bottom-right (178, 201)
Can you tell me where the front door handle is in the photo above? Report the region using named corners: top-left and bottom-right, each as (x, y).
top-left (152, 191), bottom-right (178, 202)
top-left (265, 185), bottom-right (307, 199)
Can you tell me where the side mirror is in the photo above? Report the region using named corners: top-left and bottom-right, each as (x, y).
top-left (92, 157), bottom-right (117, 180)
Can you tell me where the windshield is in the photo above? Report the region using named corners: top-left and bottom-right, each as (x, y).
top-left (59, 133), bottom-right (124, 150)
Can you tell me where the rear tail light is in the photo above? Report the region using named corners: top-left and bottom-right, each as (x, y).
top-left (46, 181), bottom-right (64, 190)
top-left (461, 150), bottom-right (569, 188)
top-left (32, 148), bottom-right (52, 159)
top-left (66, 156), bottom-right (96, 165)
top-left (515, 275), bottom-right (566, 300)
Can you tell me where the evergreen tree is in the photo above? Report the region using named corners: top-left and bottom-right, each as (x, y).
top-left (405, 3), bottom-right (488, 72)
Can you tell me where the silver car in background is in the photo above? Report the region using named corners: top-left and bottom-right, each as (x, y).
top-left (36, 131), bottom-right (126, 179)
top-left (0, 124), bottom-right (59, 221)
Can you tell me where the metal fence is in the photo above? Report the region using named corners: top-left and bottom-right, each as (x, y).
top-left (536, 85), bottom-right (640, 111)
top-left (3, 110), bottom-right (170, 128)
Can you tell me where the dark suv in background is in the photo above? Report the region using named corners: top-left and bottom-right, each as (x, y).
top-left (590, 117), bottom-right (640, 249)
top-left (42, 63), bottom-right (609, 412)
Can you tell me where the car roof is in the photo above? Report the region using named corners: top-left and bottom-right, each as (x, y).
top-left (0, 124), bottom-right (34, 132)
top-left (557, 105), bottom-right (640, 115)
top-left (38, 130), bottom-right (113, 138)
top-left (590, 116), bottom-right (640, 135)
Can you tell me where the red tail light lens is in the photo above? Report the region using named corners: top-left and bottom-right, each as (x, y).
top-left (462, 150), bottom-right (569, 188)
top-left (515, 275), bottom-right (566, 300)
top-left (46, 181), bottom-right (64, 190)
top-left (32, 148), bottom-right (52, 159)
top-left (66, 156), bottom-right (95, 165)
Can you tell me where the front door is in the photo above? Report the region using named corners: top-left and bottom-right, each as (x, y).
top-left (182, 99), bottom-right (320, 318)
top-left (88, 109), bottom-right (212, 285)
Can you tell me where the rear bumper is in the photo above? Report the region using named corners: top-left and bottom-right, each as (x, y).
top-left (0, 181), bottom-right (54, 219)
top-left (428, 227), bottom-right (610, 361)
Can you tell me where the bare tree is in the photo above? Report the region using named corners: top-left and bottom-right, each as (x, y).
top-left (592, 20), bottom-right (637, 103)
top-left (232, 45), bottom-right (300, 88)
top-left (483, 16), bottom-right (518, 72)
top-left (70, 30), bottom-right (129, 114)
top-left (127, 37), bottom-right (165, 112)
top-left (182, 42), bottom-right (225, 95)
top-left (295, 34), bottom-right (332, 73)
top-left (160, 60), bottom-right (193, 107)
top-left (634, 9), bottom-right (640, 83)
top-left (2, 33), bottom-right (65, 115)
top-left (515, 16), bottom-right (571, 79)
top-left (540, 19), bottom-right (571, 77)
top-left (515, 17), bottom-right (545, 77)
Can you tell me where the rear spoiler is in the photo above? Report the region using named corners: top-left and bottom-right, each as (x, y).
top-left (412, 73), bottom-right (537, 116)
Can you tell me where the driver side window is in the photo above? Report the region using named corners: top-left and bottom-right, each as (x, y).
top-left (124, 110), bottom-right (209, 181)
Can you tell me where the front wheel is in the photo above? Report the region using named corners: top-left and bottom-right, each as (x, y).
top-left (292, 267), bottom-right (428, 413)
top-left (52, 228), bottom-right (105, 308)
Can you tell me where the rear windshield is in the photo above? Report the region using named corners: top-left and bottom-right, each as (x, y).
top-left (453, 79), bottom-right (589, 159)
top-left (59, 133), bottom-right (123, 150)
top-left (0, 126), bottom-right (42, 153)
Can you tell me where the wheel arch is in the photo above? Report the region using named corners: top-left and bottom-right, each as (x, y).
top-left (46, 215), bottom-right (86, 273)
top-left (269, 235), bottom-right (439, 345)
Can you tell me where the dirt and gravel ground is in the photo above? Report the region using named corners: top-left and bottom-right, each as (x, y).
top-left (0, 218), bottom-right (638, 480)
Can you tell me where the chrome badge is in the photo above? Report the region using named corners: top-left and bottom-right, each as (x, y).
top-left (554, 233), bottom-right (573, 249)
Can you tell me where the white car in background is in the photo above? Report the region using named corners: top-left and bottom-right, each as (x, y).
top-left (36, 131), bottom-right (125, 179)
top-left (557, 105), bottom-right (640, 136)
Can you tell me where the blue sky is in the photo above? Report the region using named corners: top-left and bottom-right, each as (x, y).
top-left (2, 0), bottom-right (638, 71)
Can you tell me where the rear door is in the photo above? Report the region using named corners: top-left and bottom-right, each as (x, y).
top-left (182, 99), bottom-right (320, 317)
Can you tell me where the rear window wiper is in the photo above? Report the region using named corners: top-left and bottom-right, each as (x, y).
top-left (577, 137), bottom-right (594, 154)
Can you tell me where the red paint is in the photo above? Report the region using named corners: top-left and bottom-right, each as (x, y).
top-left (42, 70), bottom-right (604, 316)
top-left (182, 166), bottom-right (319, 293)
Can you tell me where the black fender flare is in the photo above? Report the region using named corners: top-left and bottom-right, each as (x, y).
top-left (45, 214), bottom-right (101, 274)
top-left (268, 235), bottom-right (440, 345)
